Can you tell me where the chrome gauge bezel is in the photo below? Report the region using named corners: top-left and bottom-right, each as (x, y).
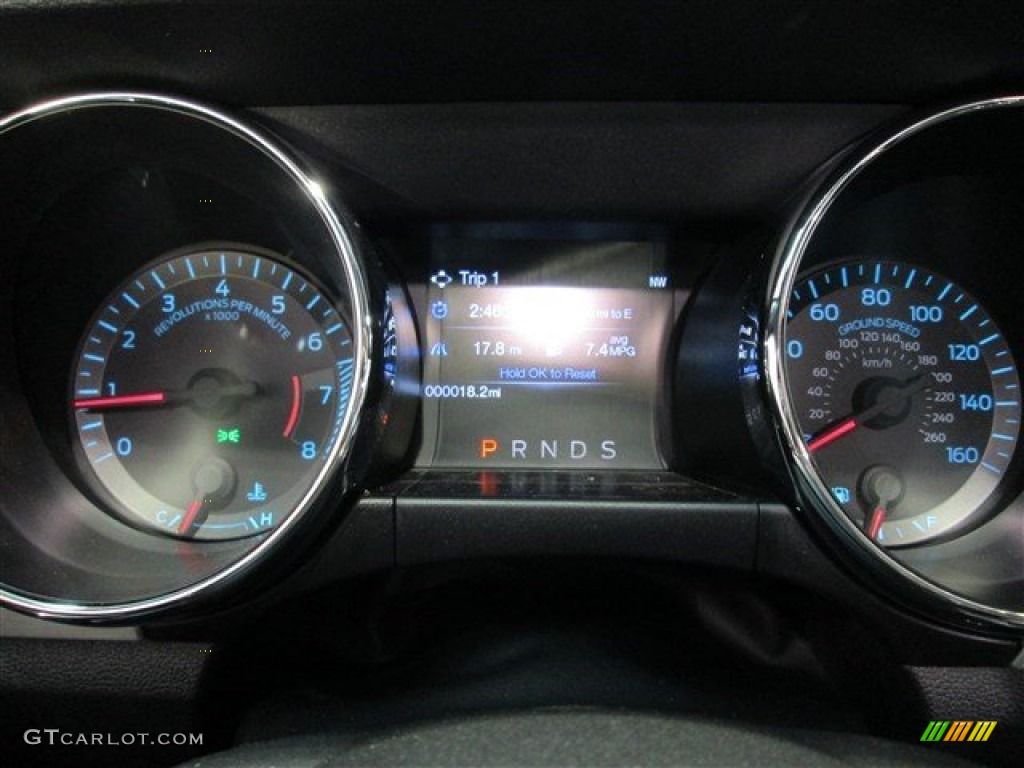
top-left (764, 96), bottom-right (1024, 630)
top-left (0, 92), bottom-right (374, 621)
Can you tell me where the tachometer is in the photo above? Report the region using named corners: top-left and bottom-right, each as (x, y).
top-left (71, 246), bottom-right (356, 540)
top-left (785, 260), bottom-right (1020, 545)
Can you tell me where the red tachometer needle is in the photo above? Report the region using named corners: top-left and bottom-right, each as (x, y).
top-left (806, 418), bottom-right (857, 453)
top-left (73, 392), bottom-right (167, 410)
top-left (178, 499), bottom-right (204, 535)
top-left (282, 375), bottom-right (302, 438)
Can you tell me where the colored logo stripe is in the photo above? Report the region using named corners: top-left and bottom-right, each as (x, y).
top-left (921, 721), bottom-right (997, 742)
top-left (921, 721), bottom-right (950, 741)
top-left (945, 721), bottom-right (973, 741)
top-left (968, 722), bottom-right (997, 742)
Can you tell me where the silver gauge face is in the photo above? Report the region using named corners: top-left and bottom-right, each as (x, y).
top-left (785, 260), bottom-right (1021, 546)
top-left (71, 247), bottom-right (357, 540)
top-left (0, 91), bottom-right (374, 622)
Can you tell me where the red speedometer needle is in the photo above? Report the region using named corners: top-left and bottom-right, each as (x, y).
top-left (805, 373), bottom-right (932, 454)
top-left (806, 418), bottom-right (857, 453)
top-left (73, 392), bottom-right (167, 410)
top-left (178, 499), bottom-right (204, 535)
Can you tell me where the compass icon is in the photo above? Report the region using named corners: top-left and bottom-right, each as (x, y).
top-left (431, 270), bottom-right (454, 289)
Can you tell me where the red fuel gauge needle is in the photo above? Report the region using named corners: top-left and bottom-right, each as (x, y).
top-left (866, 506), bottom-right (887, 540)
top-left (73, 392), bottom-right (167, 409)
top-left (178, 499), bottom-right (204, 535)
top-left (859, 467), bottom-right (901, 543)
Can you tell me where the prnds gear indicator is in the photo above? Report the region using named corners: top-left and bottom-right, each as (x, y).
top-left (418, 239), bottom-right (675, 468)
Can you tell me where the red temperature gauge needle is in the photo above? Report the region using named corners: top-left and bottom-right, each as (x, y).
top-left (178, 499), bottom-right (204, 535)
top-left (806, 418), bottom-right (857, 453)
top-left (73, 392), bottom-right (167, 410)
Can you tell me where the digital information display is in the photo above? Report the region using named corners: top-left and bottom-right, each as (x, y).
top-left (417, 238), bottom-right (675, 468)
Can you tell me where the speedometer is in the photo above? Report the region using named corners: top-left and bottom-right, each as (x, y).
top-left (785, 260), bottom-right (1021, 546)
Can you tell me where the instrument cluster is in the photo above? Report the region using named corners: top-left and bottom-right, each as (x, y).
top-left (1, 92), bottom-right (1023, 632)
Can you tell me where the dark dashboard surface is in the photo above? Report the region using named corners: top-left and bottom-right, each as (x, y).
top-left (2, 3), bottom-right (1024, 768)
top-left (2, 1), bottom-right (1024, 106)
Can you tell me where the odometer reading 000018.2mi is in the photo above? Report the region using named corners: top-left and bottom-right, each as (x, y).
top-left (71, 247), bottom-right (355, 540)
top-left (784, 260), bottom-right (1021, 546)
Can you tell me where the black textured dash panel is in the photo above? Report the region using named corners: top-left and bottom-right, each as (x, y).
top-left (0, 639), bottom-right (214, 767)
top-left (175, 711), bottom-right (983, 768)
top-left (1, 1), bottom-right (1023, 107)
top-left (257, 102), bottom-right (899, 223)
top-left (907, 666), bottom-right (1024, 767)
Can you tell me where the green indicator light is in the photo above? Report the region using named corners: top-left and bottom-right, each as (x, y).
top-left (217, 428), bottom-right (241, 444)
